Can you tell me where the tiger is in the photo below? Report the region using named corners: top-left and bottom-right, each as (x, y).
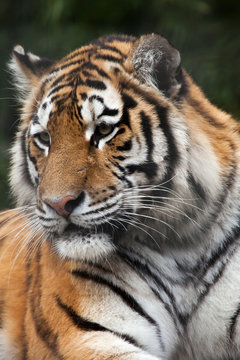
top-left (0, 32), bottom-right (240, 360)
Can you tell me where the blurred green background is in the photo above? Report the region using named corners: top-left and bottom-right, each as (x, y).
top-left (0, 0), bottom-right (239, 210)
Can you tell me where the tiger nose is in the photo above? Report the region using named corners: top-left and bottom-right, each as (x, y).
top-left (44, 192), bottom-right (85, 217)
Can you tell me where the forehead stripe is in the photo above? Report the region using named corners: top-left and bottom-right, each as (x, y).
top-left (94, 54), bottom-right (122, 63)
top-left (96, 44), bottom-right (125, 56)
top-left (50, 58), bottom-right (85, 75)
top-left (83, 62), bottom-right (110, 78)
top-left (50, 61), bottom-right (109, 90)
top-left (99, 108), bottom-right (118, 118)
top-left (89, 95), bottom-right (104, 103)
top-left (50, 67), bottom-right (84, 88)
top-left (48, 84), bottom-right (70, 98)
top-left (85, 79), bottom-right (106, 90)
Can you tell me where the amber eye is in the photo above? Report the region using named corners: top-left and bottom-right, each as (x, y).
top-left (97, 123), bottom-right (114, 136)
top-left (35, 131), bottom-right (50, 145)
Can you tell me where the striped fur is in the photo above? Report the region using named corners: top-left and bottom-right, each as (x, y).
top-left (1, 33), bottom-right (240, 359)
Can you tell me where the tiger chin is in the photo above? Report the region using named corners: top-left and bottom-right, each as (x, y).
top-left (0, 33), bottom-right (240, 360)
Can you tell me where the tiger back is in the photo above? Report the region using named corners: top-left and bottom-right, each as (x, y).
top-left (1, 33), bottom-right (240, 359)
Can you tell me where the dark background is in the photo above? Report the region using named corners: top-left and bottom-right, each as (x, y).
top-left (0, 0), bottom-right (239, 210)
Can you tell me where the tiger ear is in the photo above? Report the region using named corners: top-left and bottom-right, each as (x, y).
top-left (129, 34), bottom-right (183, 98)
top-left (9, 45), bottom-right (54, 99)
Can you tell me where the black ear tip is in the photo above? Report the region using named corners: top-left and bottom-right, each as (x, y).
top-left (131, 33), bottom-right (183, 97)
top-left (144, 33), bottom-right (180, 62)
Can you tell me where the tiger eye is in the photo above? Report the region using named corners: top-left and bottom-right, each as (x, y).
top-left (97, 123), bottom-right (113, 136)
top-left (36, 131), bottom-right (50, 144)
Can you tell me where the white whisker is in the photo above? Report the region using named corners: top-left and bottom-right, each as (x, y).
top-left (123, 211), bottom-right (182, 240)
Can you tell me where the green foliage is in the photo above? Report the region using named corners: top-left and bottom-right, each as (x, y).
top-left (0, 0), bottom-right (239, 209)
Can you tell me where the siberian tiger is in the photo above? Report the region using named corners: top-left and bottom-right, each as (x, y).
top-left (0, 33), bottom-right (240, 360)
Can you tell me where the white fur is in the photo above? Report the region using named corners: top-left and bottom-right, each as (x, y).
top-left (55, 233), bottom-right (114, 262)
top-left (0, 330), bottom-right (17, 360)
top-left (37, 98), bottom-right (53, 128)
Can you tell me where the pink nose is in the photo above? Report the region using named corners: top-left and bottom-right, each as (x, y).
top-left (44, 196), bottom-right (77, 217)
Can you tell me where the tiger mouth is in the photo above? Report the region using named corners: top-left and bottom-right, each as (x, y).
top-left (62, 221), bottom-right (126, 242)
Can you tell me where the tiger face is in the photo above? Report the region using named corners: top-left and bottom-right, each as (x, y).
top-left (9, 34), bottom-right (190, 261)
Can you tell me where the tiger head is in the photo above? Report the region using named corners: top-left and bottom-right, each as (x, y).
top-left (9, 34), bottom-right (224, 261)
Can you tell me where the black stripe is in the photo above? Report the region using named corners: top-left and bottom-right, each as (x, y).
top-left (82, 62), bottom-right (110, 79)
top-left (150, 287), bottom-right (181, 334)
top-left (185, 248), bottom-right (234, 326)
top-left (82, 70), bottom-right (92, 78)
top-left (94, 44), bottom-right (125, 57)
top-left (116, 248), bottom-right (179, 317)
top-left (38, 216), bottom-right (54, 222)
top-left (154, 105), bottom-right (179, 173)
top-left (21, 128), bottom-right (33, 187)
top-left (120, 105), bottom-right (131, 129)
top-left (48, 84), bottom-right (68, 98)
top-left (27, 144), bottom-right (36, 165)
top-left (229, 302), bottom-right (240, 341)
top-left (189, 97), bottom-right (226, 128)
top-left (57, 296), bottom-right (110, 331)
top-left (113, 170), bottom-right (133, 188)
top-left (104, 130), bottom-right (122, 146)
top-left (111, 170), bottom-right (132, 188)
top-left (0, 216), bottom-right (11, 228)
top-left (140, 111), bottom-right (155, 168)
top-left (112, 155), bottom-right (126, 161)
top-left (51, 58), bottom-right (85, 75)
top-left (188, 173), bottom-right (206, 201)
top-left (114, 128), bottom-right (126, 138)
top-left (117, 140), bottom-right (132, 151)
top-left (72, 270), bottom-right (159, 330)
top-left (110, 160), bottom-right (125, 174)
top-left (50, 68), bottom-right (85, 88)
top-left (122, 93), bottom-right (138, 109)
top-left (100, 107), bottom-right (119, 117)
top-left (56, 48), bottom-right (94, 64)
top-left (32, 114), bottom-right (39, 124)
top-left (85, 79), bottom-right (106, 90)
top-left (56, 296), bottom-right (139, 348)
top-left (82, 200), bottom-right (120, 216)
top-left (185, 228), bottom-right (240, 326)
top-left (190, 222), bottom-right (240, 281)
top-left (94, 54), bottom-right (122, 63)
top-left (89, 94), bottom-right (103, 103)
top-left (73, 103), bottom-right (83, 126)
top-left (126, 163), bottom-right (158, 180)
top-left (27, 141), bottom-right (39, 187)
top-left (29, 249), bottom-right (63, 359)
top-left (203, 234), bottom-right (238, 274)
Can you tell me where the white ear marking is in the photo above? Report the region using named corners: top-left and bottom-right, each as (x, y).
top-left (28, 52), bottom-right (41, 62)
top-left (13, 45), bottom-right (25, 55)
